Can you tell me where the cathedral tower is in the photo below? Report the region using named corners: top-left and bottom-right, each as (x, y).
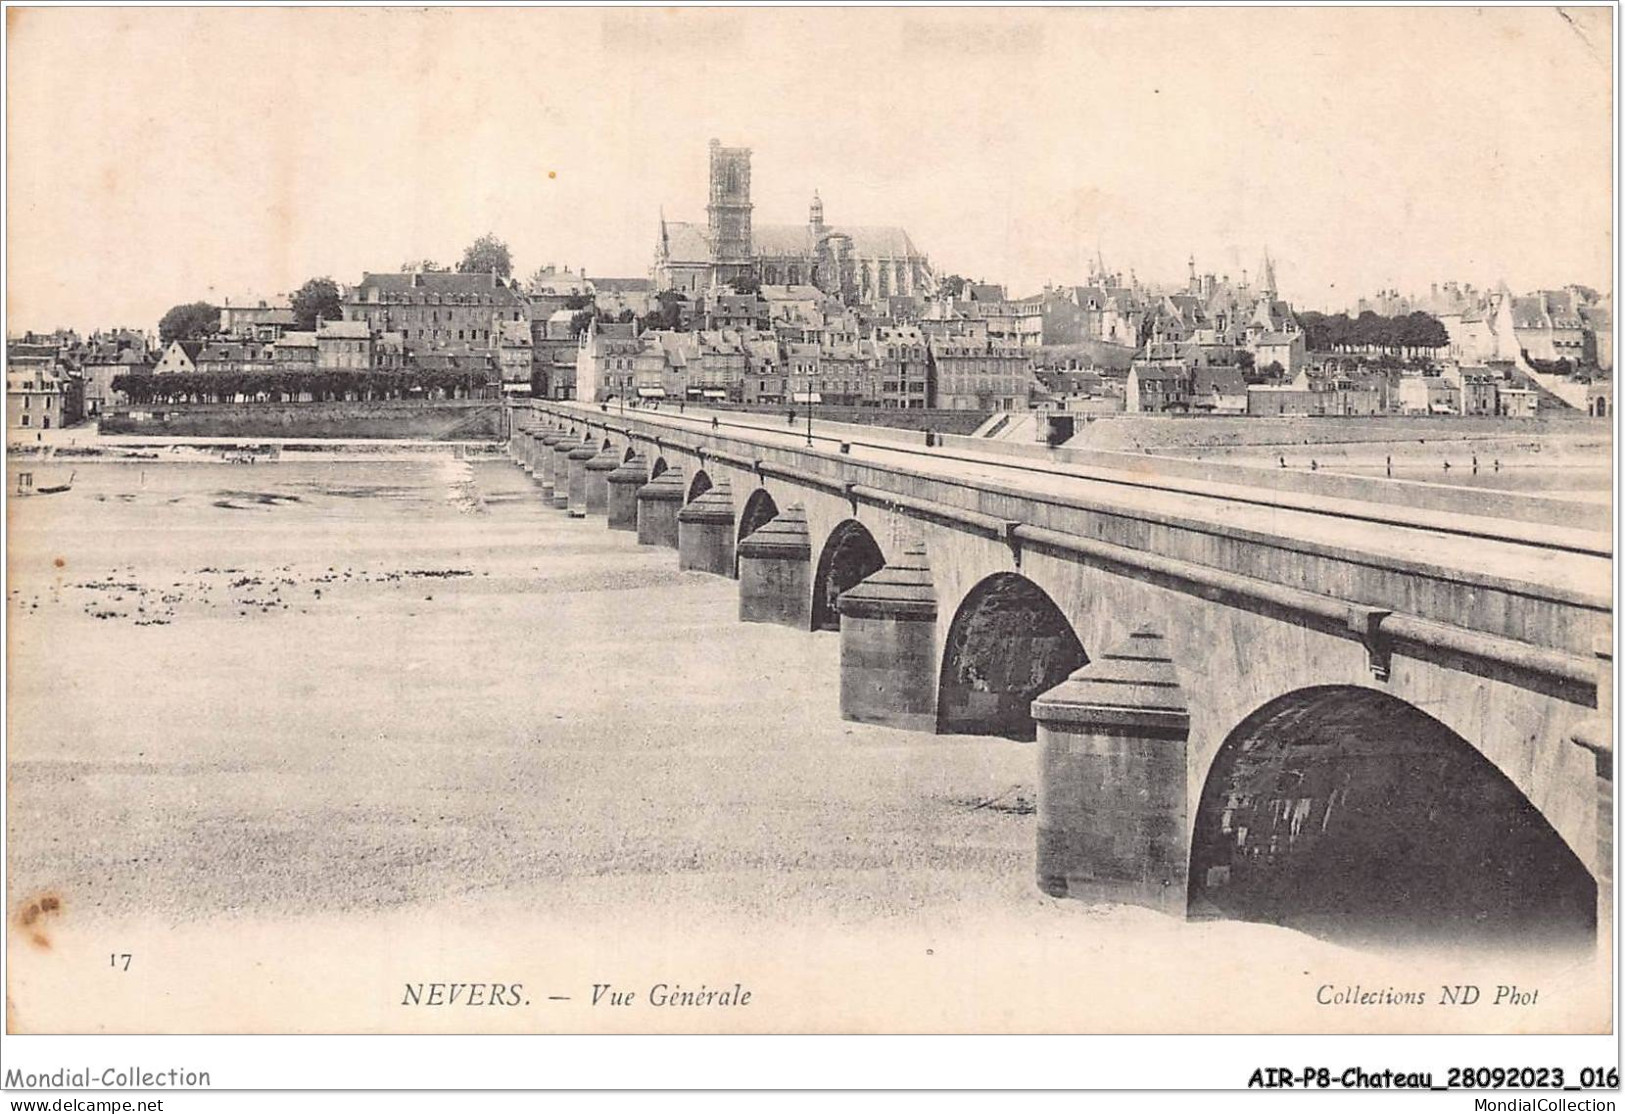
top-left (707, 139), bottom-right (754, 280)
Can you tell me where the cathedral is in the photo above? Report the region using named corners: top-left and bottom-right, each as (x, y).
top-left (653, 140), bottom-right (936, 305)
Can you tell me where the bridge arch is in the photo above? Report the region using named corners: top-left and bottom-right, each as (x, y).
top-left (687, 470), bottom-right (713, 503)
top-left (811, 519), bottom-right (886, 632)
top-left (936, 573), bottom-right (1087, 741)
top-left (1188, 686), bottom-right (1595, 948)
top-left (649, 456), bottom-right (669, 480)
top-left (738, 488), bottom-right (779, 543)
top-left (623, 445), bottom-right (638, 462)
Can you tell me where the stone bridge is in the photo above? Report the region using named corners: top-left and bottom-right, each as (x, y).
top-left (510, 401), bottom-right (1613, 949)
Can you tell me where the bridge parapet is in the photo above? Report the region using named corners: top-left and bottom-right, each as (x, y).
top-left (535, 402), bottom-right (1606, 710)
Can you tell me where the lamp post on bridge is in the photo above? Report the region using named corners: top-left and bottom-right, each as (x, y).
top-left (805, 372), bottom-right (815, 448)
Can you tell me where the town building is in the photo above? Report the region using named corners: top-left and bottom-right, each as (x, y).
top-left (928, 335), bottom-right (1032, 411)
top-left (1511, 290), bottom-right (1587, 364)
top-left (1250, 331), bottom-right (1305, 376)
top-left (960, 287), bottom-right (1045, 350)
top-left (592, 277), bottom-right (657, 321)
top-left (575, 319), bottom-right (642, 402)
top-left (1125, 359), bottom-right (1190, 413)
top-left (496, 319), bottom-right (533, 394)
top-left (1189, 367), bottom-right (1249, 414)
top-left (219, 299), bottom-right (297, 341)
top-left (195, 339), bottom-right (277, 375)
top-left (80, 348), bottom-right (147, 417)
top-left (872, 325), bottom-right (931, 409)
top-left (343, 270), bottom-right (528, 348)
top-left (742, 335), bottom-right (785, 406)
top-left (273, 331), bottom-right (318, 373)
top-left (152, 339), bottom-right (203, 374)
top-left (316, 320), bottom-right (373, 371)
top-left (527, 266), bottom-right (594, 318)
top-left (7, 365), bottom-right (82, 433)
top-left (1441, 365), bottom-right (1499, 416)
top-left (1498, 386), bottom-right (1540, 418)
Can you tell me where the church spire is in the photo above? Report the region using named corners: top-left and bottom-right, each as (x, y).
top-left (1259, 247), bottom-right (1278, 298)
top-left (809, 189), bottom-right (825, 237)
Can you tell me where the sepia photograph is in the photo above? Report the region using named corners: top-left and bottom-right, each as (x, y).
top-left (1, 2), bottom-right (1617, 1086)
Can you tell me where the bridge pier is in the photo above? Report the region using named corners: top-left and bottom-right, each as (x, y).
top-left (837, 542), bottom-right (938, 732)
top-left (585, 445), bottom-right (620, 516)
top-left (678, 480), bottom-right (737, 576)
top-left (550, 435), bottom-right (577, 510)
top-left (636, 468), bottom-right (686, 548)
top-left (1032, 629), bottom-right (1189, 917)
top-left (606, 452), bottom-right (649, 531)
top-left (737, 504), bottom-right (811, 628)
top-left (538, 430), bottom-right (566, 498)
top-left (566, 438), bottom-right (598, 518)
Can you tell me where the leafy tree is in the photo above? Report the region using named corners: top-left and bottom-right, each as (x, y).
top-left (563, 293), bottom-right (593, 311)
top-left (728, 276), bottom-right (761, 296)
top-left (458, 234), bottom-right (513, 278)
top-left (401, 259), bottom-right (444, 273)
top-left (640, 290), bottom-right (688, 332)
top-left (291, 277), bottom-right (344, 331)
top-left (158, 302), bottom-right (220, 345)
top-left (939, 274), bottom-right (969, 299)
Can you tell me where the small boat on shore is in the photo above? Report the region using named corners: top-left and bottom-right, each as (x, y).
top-left (14, 470), bottom-right (75, 496)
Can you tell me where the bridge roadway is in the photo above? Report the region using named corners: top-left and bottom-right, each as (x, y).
top-left (561, 401), bottom-right (1611, 598)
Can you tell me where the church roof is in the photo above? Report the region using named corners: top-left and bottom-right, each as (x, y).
top-left (661, 207), bottom-right (925, 267)
top-left (660, 221), bottom-right (713, 264)
top-left (751, 225), bottom-right (815, 258)
top-left (837, 226), bottom-right (923, 258)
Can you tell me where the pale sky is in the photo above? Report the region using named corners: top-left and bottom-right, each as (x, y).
top-left (5, 6), bottom-right (1614, 334)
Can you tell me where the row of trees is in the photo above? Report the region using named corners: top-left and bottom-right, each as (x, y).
top-left (1297, 310), bottom-right (1450, 357)
top-left (111, 369), bottom-right (492, 406)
